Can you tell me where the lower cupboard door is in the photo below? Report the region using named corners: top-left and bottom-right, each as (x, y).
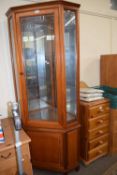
top-left (28, 131), bottom-right (64, 170)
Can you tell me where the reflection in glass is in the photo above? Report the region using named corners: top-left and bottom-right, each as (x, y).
top-left (64, 10), bottom-right (77, 121)
top-left (20, 15), bottom-right (58, 121)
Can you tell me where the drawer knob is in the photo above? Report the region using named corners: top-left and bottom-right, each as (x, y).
top-left (1, 152), bottom-right (11, 159)
top-left (98, 106), bottom-right (104, 112)
top-left (98, 119), bottom-right (104, 124)
top-left (98, 130), bottom-right (103, 134)
top-left (99, 140), bottom-right (104, 145)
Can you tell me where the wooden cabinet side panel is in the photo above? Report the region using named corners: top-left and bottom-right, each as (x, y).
top-left (67, 128), bottom-right (80, 168)
top-left (110, 109), bottom-right (117, 153)
top-left (100, 55), bottom-right (117, 88)
top-left (80, 104), bottom-right (89, 137)
top-left (100, 56), bottom-right (108, 86)
top-left (80, 104), bottom-right (89, 159)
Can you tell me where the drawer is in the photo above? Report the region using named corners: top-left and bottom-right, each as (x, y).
top-left (0, 156), bottom-right (17, 172)
top-left (88, 114), bottom-right (109, 130)
top-left (0, 144), bottom-right (31, 170)
top-left (0, 144), bottom-right (30, 163)
top-left (0, 148), bottom-right (16, 172)
top-left (0, 154), bottom-right (32, 175)
top-left (88, 125), bottom-right (109, 140)
top-left (89, 103), bottom-right (109, 119)
top-left (0, 148), bottom-right (15, 162)
top-left (88, 143), bottom-right (108, 160)
top-left (88, 134), bottom-right (109, 150)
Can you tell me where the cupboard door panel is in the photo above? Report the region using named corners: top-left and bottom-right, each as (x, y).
top-left (28, 131), bottom-right (63, 169)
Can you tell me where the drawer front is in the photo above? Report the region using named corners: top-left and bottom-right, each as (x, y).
top-left (88, 143), bottom-right (108, 160)
top-left (0, 148), bottom-right (15, 162)
top-left (88, 134), bottom-right (109, 150)
top-left (88, 114), bottom-right (109, 130)
top-left (0, 145), bottom-right (32, 174)
top-left (0, 155), bottom-right (32, 175)
top-left (0, 156), bottom-right (17, 172)
top-left (0, 144), bottom-right (30, 163)
top-left (0, 148), bottom-right (18, 171)
top-left (89, 103), bottom-right (109, 119)
top-left (88, 125), bottom-right (109, 140)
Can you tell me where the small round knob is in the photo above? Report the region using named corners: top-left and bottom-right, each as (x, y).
top-left (97, 119), bottom-right (104, 124)
top-left (98, 106), bottom-right (104, 112)
top-left (99, 140), bottom-right (103, 144)
top-left (98, 130), bottom-right (103, 134)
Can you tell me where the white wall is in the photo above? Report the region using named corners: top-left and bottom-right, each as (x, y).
top-left (78, 0), bottom-right (117, 86)
top-left (0, 0), bottom-right (117, 118)
top-left (0, 0), bottom-right (34, 118)
top-left (80, 14), bottom-right (112, 85)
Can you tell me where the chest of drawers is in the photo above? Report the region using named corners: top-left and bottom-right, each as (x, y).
top-left (0, 118), bottom-right (33, 175)
top-left (80, 99), bottom-right (110, 164)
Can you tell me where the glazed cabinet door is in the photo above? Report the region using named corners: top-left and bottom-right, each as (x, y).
top-left (15, 8), bottom-right (62, 127)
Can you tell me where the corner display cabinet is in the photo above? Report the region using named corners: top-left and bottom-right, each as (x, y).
top-left (6, 1), bottom-right (80, 174)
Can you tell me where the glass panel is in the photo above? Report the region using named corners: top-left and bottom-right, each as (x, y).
top-left (64, 10), bottom-right (77, 122)
top-left (20, 14), bottom-right (58, 121)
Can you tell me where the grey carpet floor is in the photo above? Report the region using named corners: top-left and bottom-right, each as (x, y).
top-left (33, 154), bottom-right (117, 175)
